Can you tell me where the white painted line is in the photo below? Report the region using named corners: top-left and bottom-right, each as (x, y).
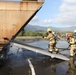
top-left (27, 59), bottom-right (36, 75)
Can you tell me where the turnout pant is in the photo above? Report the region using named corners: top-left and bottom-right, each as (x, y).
top-left (49, 40), bottom-right (58, 52)
top-left (70, 45), bottom-right (76, 56)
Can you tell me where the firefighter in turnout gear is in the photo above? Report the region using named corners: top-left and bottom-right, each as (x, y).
top-left (43, 28), bottom-right (59, 53)
top-left (67, 33), bottom-right (76, 57)
top-left (68, 57), bottom-right (76, 75)
top-left (73, 30), bottom-right (76, 44)
top-left (73, 29), bottom-right (76, 55)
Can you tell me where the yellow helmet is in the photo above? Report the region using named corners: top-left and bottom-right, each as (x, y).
top-left (47, 28), bottom-right (51, 32)
top-left (74, 30), bottom-right (76, 33)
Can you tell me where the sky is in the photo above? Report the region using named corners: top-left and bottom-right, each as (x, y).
top-left (1, 0), bottom-right (76, 28)
top-left (29, 0), bottom-right (76, 28)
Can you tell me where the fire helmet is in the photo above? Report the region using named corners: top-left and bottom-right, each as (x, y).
top-left (47, 28), bottom-right (51, 32)
top-left (67, 34), bottom-right (72, 38)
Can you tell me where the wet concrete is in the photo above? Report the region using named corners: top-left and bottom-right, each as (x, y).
top-left (0, 40), bottom-right (76, 75)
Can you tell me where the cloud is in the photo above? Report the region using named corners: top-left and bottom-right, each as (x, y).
top-left (54, 12), bottom-right (76, 25)
top-left (42, 19), bottom-right (52, 25)
top-left (54, 0), bottom-right (76, 26)
top-left (29, 16), bottom-right (53, 26)
top-left (59, 0), bottom-right (76, 12)
top-left (63, 0), bottom-right (76, 4)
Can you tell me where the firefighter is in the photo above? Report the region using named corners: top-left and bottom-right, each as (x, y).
top-left (68, 57), bottom-right (76, 75)
top-left (67, 34), bottom-right (75, 57)
top-left (73, 29), bottom-right (76, 43)
top-left (74, 29), bottom-right (76, 34)
top-left (43, 28), bottom-right (59, 53)
top-left (73, 29), bottom-right (76, 55)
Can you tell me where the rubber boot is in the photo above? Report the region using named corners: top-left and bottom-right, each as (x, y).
top-left (55, 48), bottom-right (59, 54)
top-left (55, 51), bottom-right (59, 54)
top-left (48, 49), bottom-right (53, 53)
top-left (49, 51), bottom-right (53, 53)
